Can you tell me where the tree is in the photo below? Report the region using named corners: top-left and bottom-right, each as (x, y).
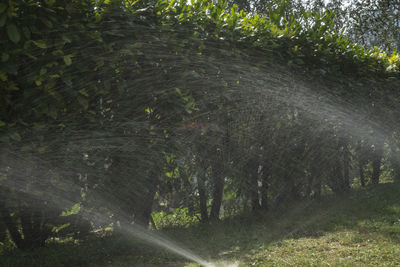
top-left (2, 0), bottom-right (400, 251)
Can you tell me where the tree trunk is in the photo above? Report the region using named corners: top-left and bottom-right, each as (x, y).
top-left (249, 162), bottom-right (261, 211)
top-left (197, 173), bottom-right (208, 223)
top-left (0, 185), bottom-right (25, 249)
top-left (135, 167), bottom-right (159, 226)
top-left (356, 140), bottom-right (368, 186)
top-left (11, 198), bottom-right (51, 250)
top-left (372, 140), bottom-right (384, 185)
top-left (329, 162), bottom-right (347, 193)
top-left (0, 219), bottom-right (6, 244)
top-left (135, 188), bottom-right (157, 226)
top-left (19, 209), bottom-right (46, 250)
top-left (209, 155), bottom-right (224, 221)
top-left (389, 139), bottom-right (400, 183)
top-left (313, 180), bottom-right (321, 199)
top-left (182, 171), bottom-right (195, 216)
top-left (359, 161), bottom-right (365, 187)
top-left (0, 201), bottom-right (24, 249)
top-left (31, 209), bottom-right (43, 244)
top-left (393, 162), bottom-right (400, 183)
top-left (260, 163), bottom-right (269, 210)
top-left (343, 143), bottom-right (350, 189)
top-left (196, 159), bottom-right (209, 223)
top-left (20, 206), bottom-right (36, 250)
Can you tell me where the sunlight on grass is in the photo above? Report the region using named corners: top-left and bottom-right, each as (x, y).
top-left (242, 230), bottom-right (400, 266)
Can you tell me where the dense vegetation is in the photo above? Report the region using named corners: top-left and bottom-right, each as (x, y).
top-left (229, 0), bottom-right (400, 53)
top-left (1, 0), bottom-right (400, 264)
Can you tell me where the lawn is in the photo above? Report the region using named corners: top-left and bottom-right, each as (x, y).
top-left (2, 183), bottom-right (400, 266)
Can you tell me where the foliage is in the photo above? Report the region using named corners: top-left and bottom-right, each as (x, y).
top-left (1, 0), bottom-right (400, 253)
top-left (152, 208), bottom-right (199, 229)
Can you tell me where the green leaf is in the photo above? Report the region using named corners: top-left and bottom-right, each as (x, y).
top-left (44, 0), bottom-right (56, 6)
top-left (33, 123), bottom-right (45, 129)
top-left (61, 203), bottom-right (80, 216)
top-left (48, 105), bottom-right (58, 119)
top-left (7, 82), bottom-right (18, 91)
top-left (1, 53), bottom-right (9, 62)
top-left (0, 121), bottom-right (6, 127)
top-left (52, 223), bottom-right (70, 233)
top-left (32, 40), bottom-right (47, 49)
top-left (77, 95), bottom-right (88, 110)
top-left (0, 70), bottom-right (7, 81)
top-left (22, 27), bottom-right (31, 40)
top-left (40, 68), bottom-right (47, 75)
top-left (71, 203), bottom-right (81, 214)
top-left (38, 146), bottom-right (47, 153)
top-left (5, 64), bottom-right (17, 75)
top-left (63, 78), bottom-right (72, 87)
top-left (47, 87), bottom-right (62, 101)
top-left (7, 23), bottom-right (21, 44)
top-left (132, 42), bottom-right (143, 49)
top-left (294, 58), bottom-right (304, 65)
top-left (9, 132), bottom-right (21, 141)
top-left (0, 14), bottom-right (6, 27)
top-left (63, 55), bottom-right (72, 66)
top-left (0, 3), bottom-right (6, 14)
top-left (39, 18), bottom-right (53, 28)
top-left (0, 135), bottom-right (9, 143)
top-left (61, 35), bottom-right (71, 44)
top-left (79, 89), bottom-right (89, 97)
top-left (21, 145), bottom-right (32, 152)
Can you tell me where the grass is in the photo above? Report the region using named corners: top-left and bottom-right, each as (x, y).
top-left (2, 183), bottom-right (400, 266)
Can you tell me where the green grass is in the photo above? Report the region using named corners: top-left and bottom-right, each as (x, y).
top-left (2, 183), bottom-right (400, 266)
